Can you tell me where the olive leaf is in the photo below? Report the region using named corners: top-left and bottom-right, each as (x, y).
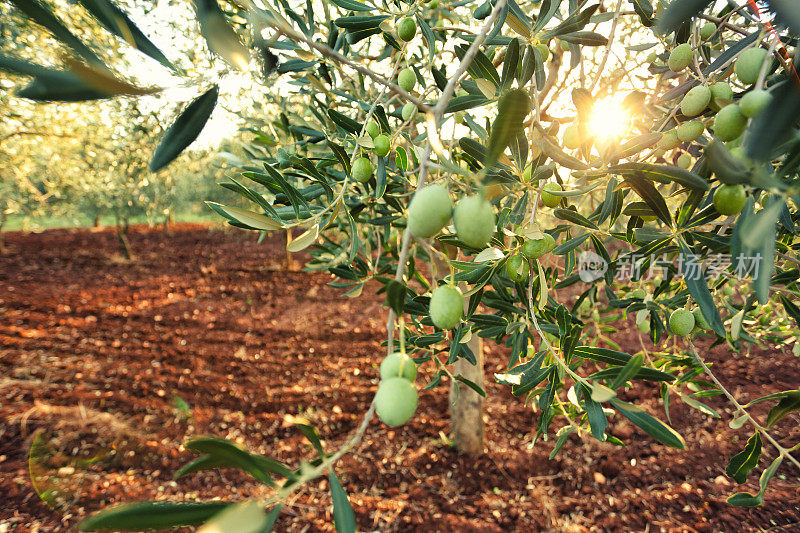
top-left (150, 85), bottom-right (218, 172)
top-left (195, 0), bottom-right (251, 70)
top-left (485, 89), bottom-right (530, 168)
top-left (329, 471), bottom-right (356, 533)
top-left (79, 502), bottom-right (232, 531)
top-left (75, 0), bottom-right (175, 70)
top-left (655, 0), bottom-right (713, 35)
top-left (9, 0), bottom-right (103, 65)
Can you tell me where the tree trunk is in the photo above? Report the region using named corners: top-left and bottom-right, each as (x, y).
top-left (117, 225), bottom-right (132, 260)
top-left (163, 212), bottom-right (172, 231)
top-left (448, 314), bottom-right (485, 455)
top-left (285, 228), bottom-right (295, 270)
top-left (93, 214), bottom-right (101, 228)
top-left (0, 213), bottom-right (6, 255)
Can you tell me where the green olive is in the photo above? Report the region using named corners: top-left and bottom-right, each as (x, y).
top-left (700, 22), bottom-right (716, 40)
top-left (506, 254), bottom-right (530, 282)
top-left (669, 308), bottom-right (695, 336)
top-left (397, 68), bottom-right (417, 92)
top-left (429, 285), bottom-right (464, 330)
top-left (563, 125), bottom-right (580, 150)
top-left (406, 184), bottom-right (452, 239)
top-left (739, 89), bottom-right (771, 118)
top-left (668, 43), bottom-right (693, 72)
top-left (713, 184), bottom-right (747, 216)
top-left (351, 156), bottom-right (374, 183)
top-left (677, 120), bottom-right (704, 142)
top-left (375, 377), bottom-right (418, 426)
top-left (540, 182), bottom-right (563, 208)
top-left (397, 17), bottom-right (417, 42)
top-left (401, 102), bottom-right (417, 121)
top-left (692, 307), bottom-right (711, 331)
top-left (380, 352), bottom-right (417, 381)
top-left (709, 81), bottom-right (733, 112)
top-left (658, 129), bottom-right (681, 150)
top-left (365, 120), bottom-right (380, 139)
top-left (373, 133), bottom-right (391, 157)
top-left (735, 47), bottom-right (769, 85)
top-left (713, 104), bottom-right (747, 142)
top-left (453, 195), bottom-right (496, 249)
top-left (681, 85), bottom-right (712, 117)
top-left (535, 43), bottom-right (550, 61)
top-left (521, 233), bottom-right (556, 259)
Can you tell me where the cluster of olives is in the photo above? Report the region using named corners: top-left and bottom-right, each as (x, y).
top-left (654, 41), bottom-right (772, 217)
top-left (668, 307), bottom-right (711, 336)
top-left (666, 44), bottom-right (772, 142)
top-left (351, 120), bottom-right (394, 183)
top-left (406, 184), bottom-right (497, 249)
top-left (375, 351), bottom-right (418, 426)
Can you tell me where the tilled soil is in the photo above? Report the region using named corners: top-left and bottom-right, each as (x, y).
top-left (0, 224), bottom-right (798, 532)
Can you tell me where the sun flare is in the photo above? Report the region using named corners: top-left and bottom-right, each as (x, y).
top-left (587, 97), bottom-right (631, 143)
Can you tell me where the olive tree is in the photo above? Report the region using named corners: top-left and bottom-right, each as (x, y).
top-left (5, 0), bottom-right (800, 529)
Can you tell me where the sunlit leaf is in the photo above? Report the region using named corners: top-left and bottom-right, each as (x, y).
top-left (150, 85), bottom-right (218, 171)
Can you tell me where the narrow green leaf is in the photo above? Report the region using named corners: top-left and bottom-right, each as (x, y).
top-left (196, 2), bottom-right (250, 70)
top-left (553, 233), bottom-right (590, 255)
top-left (554, 209), bottom-right (598, 230)
top-left (609, 398), bottom-right (686, 449)
top-left (328, 109), bottom-right (362, 135)
top-left (629, 0), bottom-right (653, 27)
top-left (197, 501), bottom-right (268, 533)
top-left (386, 279), bottom-right (407, 315)
top-left (573, 346), bottom-right (632, 366)
top-left (758, 455), bottom-right (783, 496)
top-left (76, 0), bottom-right (175, 70)
top-left (580, 385), bottom-right (608, 440)
top-left (454, 374), bottom-right (486, 397)
top-left (726, 432), bottom-right (762, 484)
top-left (9, 0), bottom-right (103, 65)
top-left (174, 454), bottom-right (229, 478)
top-left (79, 502), bottom-right (231, 531)
top-left (558, 31), bottom-right (608, 46)
top-left (485, 89), bottom-right (530, 168)
top-left (328, 0), bottom-right (373, 11)
top-left (677, 239), bottom-right (725, 337)
top-left (294, 420), bottom-right (325, 456)
top-left (16, 70), bottom-right (112, 101)
top-left (764, 390), bottom-right (800, 429)
top-left (443, 95), bottom-right (492, 114)
top-left (622, 175), bottom-right (671, 225)
top-left (655, 0), bottom-right (713, 34)
top-left (329, 471), bottom-right (356, 533)
top-left (549, 426), bottom-right (575, 459)
top-left (682, 396), bottom-right (720, 418)
top-left (333, 15), bottom-right (388, 30)
top-left (185, 438), bottom-right (275, 485)
top-left (150, 85), bottom-right (218, 171)
top-left (0, 54), bottom-right (55, 77)
top-left (415, 14), bottom-right (436, 62)
top-left (532, 0), bottom-right (560, 33)
top-left (542, 3), bottom-right (599, 38)
top-left (727, 492), bottom-right (763, 507)
top-left (611, 354), bottom-right (643, 390)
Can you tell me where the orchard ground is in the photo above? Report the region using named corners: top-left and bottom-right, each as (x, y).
top-left (1, 224), bottom-right (799, 531)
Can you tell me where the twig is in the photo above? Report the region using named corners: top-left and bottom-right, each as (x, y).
top-left (686, 339), bottom-right (800, 473)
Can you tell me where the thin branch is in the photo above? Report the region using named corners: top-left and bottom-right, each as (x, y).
top-left (687, 339), bottom-right (800, 473)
